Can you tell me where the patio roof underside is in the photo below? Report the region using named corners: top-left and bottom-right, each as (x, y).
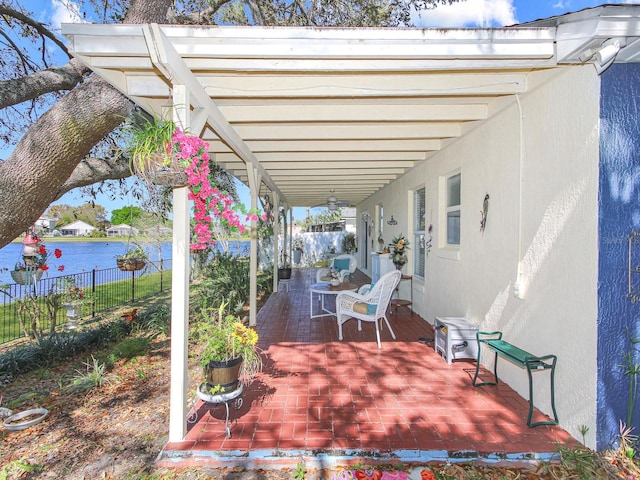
top-left (63, 6), bottom-right (640, 208)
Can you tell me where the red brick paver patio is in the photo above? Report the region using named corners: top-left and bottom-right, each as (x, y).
top-left (159, 268), bottom-right (575, 469)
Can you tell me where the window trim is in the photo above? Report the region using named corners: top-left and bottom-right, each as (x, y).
top-left (413, 186), bottom-right (426, 280)
top-left (439, 169), bottom-right (461, 260)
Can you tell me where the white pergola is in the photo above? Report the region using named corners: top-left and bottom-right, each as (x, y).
top-left (62, 4), bottom-right (640, 442)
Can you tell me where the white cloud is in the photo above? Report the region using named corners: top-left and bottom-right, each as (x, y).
top-left (50, 0), bottom-right (85, 31)
top-left (412, 0), bottom-right (517, 27)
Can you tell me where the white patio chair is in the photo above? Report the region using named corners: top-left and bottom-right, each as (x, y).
top-left (335, 270), bottom-right (401, 348)
top-left (316, 254), bottom-right (357, 283)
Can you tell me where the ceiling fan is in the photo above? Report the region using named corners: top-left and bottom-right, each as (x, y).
top-left (313, 190), bottom-right (353, 212)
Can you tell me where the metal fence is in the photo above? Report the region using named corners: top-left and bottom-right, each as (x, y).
top-left (0, 258), bottom-right (172, 345)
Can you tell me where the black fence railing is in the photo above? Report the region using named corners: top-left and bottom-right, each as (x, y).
top-left (0, 258), bottom-right (172, 345)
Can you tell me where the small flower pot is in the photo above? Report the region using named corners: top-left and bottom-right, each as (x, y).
top-left (278, 268), bottom-right (292, 280)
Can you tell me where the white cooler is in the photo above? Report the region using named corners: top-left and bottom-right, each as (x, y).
top-left (434, 317), bottom-right (479, 364)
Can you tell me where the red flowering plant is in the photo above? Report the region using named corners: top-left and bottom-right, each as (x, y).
top-left (14, 235), bottom-right (64, 272)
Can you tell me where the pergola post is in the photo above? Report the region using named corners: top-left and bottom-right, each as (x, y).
top-left (246, 164), bottom-right (261, 327)
top-left (168, 85), bottom-right (190, 442)
top-left (272, 192), bottom-right (280, 293)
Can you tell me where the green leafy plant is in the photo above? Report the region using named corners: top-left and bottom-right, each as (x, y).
top-left (0, 459), bottom-right (43, 479)
top-left (579, 424), bottom-right (590, 445)
top-left (115, 243), bottom-right (148, 261)
top-left (66, 355), bottom-right (111, 394)
top-left (341, 232), bottom-right (356, 253)
top-left (196, 303), bottom-right (262, 385)
top-left (292, 236), bottom-right (304, 251)
top-left (293, 461), bottom-right (306, 479)
top-left (112, 336), bottom-right (152, 360)
top-left (128, 115), bottom-right (177, 174)
top-left (134, 303), bottom-right (170, 336)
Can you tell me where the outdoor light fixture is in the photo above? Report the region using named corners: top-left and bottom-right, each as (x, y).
top-left (579, 37), bottom-right (626, 75)
top-left (387, 215), bottom-right (398, 226)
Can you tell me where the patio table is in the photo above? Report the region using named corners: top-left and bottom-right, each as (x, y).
top-left (309, 282), bottom-right (359, 319)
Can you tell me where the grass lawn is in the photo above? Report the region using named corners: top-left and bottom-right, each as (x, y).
top-left (0, 270), bottom-right (171, 344)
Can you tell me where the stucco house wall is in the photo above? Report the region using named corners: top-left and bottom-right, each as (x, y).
top-left (358, 65), bottom-right (600, 448)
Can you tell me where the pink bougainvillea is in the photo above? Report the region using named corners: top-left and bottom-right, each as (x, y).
top-left (170, 129), bottom-right (263, 250)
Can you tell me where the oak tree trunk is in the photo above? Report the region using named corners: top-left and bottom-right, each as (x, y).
top-left (0, 0), bottom-right (173, 248)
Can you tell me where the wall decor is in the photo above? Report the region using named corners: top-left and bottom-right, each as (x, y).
top-left (480, 193), bottom-right (490, 234)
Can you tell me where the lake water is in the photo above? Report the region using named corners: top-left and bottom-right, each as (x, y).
top-left (0, 240), bottom-right (250, 285)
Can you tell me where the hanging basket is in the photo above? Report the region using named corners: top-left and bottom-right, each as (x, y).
top-left (116, 258), bottom-right (146, 271)
top-left (10, 269), bottom-right (43, 285)
top-left (134, 153), bottom-right (188, 188)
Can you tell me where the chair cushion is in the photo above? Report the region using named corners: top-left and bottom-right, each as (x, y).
top-left (353, 302), bottom-right (377, 315)
top-left (334, 258), bottom-right (350, 271)
top-left (319, 275), bottom-right (332, 282)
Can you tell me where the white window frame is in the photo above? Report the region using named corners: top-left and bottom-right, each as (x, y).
top-left (439, 169), bottom-right (461, 260)
top-left (413, 187), bottom-right (426, 280)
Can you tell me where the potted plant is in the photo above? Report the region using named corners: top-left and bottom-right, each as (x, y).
top-left (197, 305), bottom-right (262, 393)
top-left (341, 232), bottom-right (356, 254)
top-left (127, 115), bottom-right (265, 251)
top-left (59, 278), bottom-right (92, 329)
top-left (10, 235), bottom-right (63, 285)
top-left (278, 250), bottom-right (292, 280)
top-left (277, 207), bottom-right (292, 279)
top-left (292, 236), bottom-right (304, 264)
top-left (128, 116), bottom-right (188, 187)
top-left (115, 244), bottom-right (148, 271)
top-left (390, 234), bottom-right (410, 270)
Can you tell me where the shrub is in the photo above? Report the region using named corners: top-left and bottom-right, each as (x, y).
top-left (135, 304), bottom-right (170, 336)
top-left (112, 337), bottom-right (152, 360)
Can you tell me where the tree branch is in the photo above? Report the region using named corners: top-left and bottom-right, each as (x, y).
top-left (55, 155), bottom-right (133, 201)
top-left (0, 59), bottom-right (91, 109)
top-left (0, 5), bottom-right (72, 59)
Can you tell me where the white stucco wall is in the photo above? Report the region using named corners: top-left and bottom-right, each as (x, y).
top-left (357, 65), bottom-right (600, 447)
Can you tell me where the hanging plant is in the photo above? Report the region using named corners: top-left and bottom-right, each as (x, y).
top-left (127, 116), bottom-right (266, 250)
top-left (129, 117), bottom-right (187, 186)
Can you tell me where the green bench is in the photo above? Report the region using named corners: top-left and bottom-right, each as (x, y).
top-left (472, 331), bottom-right (559, 428)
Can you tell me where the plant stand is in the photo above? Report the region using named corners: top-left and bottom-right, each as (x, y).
top-left (188, 382), bottom-right (243, 438)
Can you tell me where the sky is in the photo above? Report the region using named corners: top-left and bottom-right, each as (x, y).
top-left (10, 0), bottom-right (640, 221)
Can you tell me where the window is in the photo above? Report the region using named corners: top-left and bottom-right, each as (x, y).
top-left (446, 173), bottom-right (461, 246)
top-left (414, 187), bottom-right (426, 279)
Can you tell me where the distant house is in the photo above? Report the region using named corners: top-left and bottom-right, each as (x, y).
top-left (107, 224), bottom-right (139, 237)
top-left (33, 216), bottom-right (56, 234)
top-left (59, 220), bottom-right (96, 237)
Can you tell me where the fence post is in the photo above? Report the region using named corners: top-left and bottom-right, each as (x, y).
top-left (91, 268), bottom-right (97, 318)
top-left (131, 271), bottom-right (135, 302)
